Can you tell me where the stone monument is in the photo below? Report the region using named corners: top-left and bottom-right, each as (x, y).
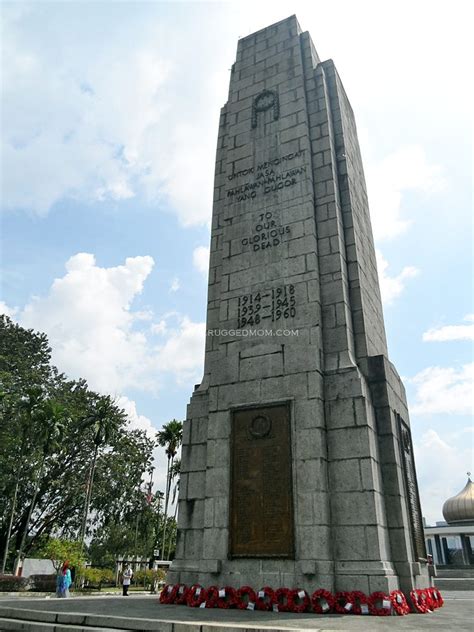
top-left (168, 15), bottom-right (430, 595)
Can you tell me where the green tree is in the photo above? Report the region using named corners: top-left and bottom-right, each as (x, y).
top-left (0, 317), bottom-right (156, 570)
top-left (78, 396), bottom-right (126, 546)
top-left (88, 485), bottom-right (162, 568)
top-left (165, 458), bottom-right (180, 560)
top-left (156, 419), bottom-right (182, 559)
top-left (40, 537), bottom-right (85, 574)
top-left (13, 396), bottom-right (69, 573)
top-left (0, 315), bottom-right (56, 571)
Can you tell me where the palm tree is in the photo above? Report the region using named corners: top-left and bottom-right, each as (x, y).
top-left (13, 396), bottom-right (68, 573)
top-left (165, 458), bottom-right (180, 560)
top-left (156, 419), bottom-right (182, 559)
top-left (78, 396), bottom-right (125, 546)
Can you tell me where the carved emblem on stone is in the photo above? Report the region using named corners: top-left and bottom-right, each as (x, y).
top-left (251, 89), bottom-right (280, 128)
top-left (249, 414), bottom-right (272, 439)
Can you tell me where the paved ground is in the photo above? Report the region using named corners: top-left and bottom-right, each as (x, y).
top-left (0, 592), bottom-right (473, 631)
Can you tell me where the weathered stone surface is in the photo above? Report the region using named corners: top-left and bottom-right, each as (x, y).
top-left (168, 14), bottom-right (429, 595)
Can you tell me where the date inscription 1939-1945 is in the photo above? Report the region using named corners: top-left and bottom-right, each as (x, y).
top-left (237, 284), bottom-right (296, 328)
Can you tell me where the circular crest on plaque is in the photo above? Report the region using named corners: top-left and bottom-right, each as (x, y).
top-left (249, 414), bottom-right (272, 439)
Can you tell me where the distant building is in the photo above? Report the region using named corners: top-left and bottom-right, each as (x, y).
top-left (424, 475), bottom-right (474, 566)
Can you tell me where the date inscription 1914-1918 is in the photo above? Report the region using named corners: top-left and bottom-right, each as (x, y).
top-left (237, 284), bottom-right (296, 328)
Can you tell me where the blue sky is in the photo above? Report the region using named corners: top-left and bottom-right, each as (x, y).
top-left (1, 0), bottom-right (472, 524)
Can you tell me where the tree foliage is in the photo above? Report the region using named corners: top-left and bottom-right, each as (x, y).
top-left (0, 316), bottom-right (156, 571)
top-left (40, 538), bottom-right (85, 573)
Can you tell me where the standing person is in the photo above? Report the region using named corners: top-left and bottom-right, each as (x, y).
top-left (122, 564), bottom-right (133, 596)
top-left (58, 561), bottom-right (72, 598)
top-left (55, 570), bottom-right (63, 597)
top-left (427, 554), bottom-right (437, 587)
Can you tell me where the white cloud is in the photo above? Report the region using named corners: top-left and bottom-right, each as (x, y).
top-left (410, 363), bottom-right (474, 415)
top-left (376, 249), bottom-right (419, 305)
top-left (0, 301), bottom-right (17, 318)
top-left (19, 253), bottom-right (155, 394)
top-left (169, 277), bottom-right (180, 292)
top-left (2, 2), bottom-right (466, 233)
top-left (2, 29), bottom-right (168, 214)
top-left (151, 320), bottom-right (167, 335)
top-left (192, 246), bottom-right (209, 277)
top-left (156, 317), bottom-right (206, 385)
top-left (365, 145), bottom-right (445, 241)
top-left (117, 395), bottom-right (156, 438)
top-left (423, 314), bottom-right (474, 342)
top-left (414, 428), bottom-right (474, 525)
top-left (1, 4), bottom-right (220, 226)
top-left (15, 253), bottom-right (205, 392)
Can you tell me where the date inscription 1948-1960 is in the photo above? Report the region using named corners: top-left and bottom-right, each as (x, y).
top-left (237, 284), bottom-right (296, 328)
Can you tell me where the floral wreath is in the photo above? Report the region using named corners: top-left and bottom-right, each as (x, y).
top-left (175, 584), bottom-right (189, 605)
top-left (274, 587), bottom-right (291, 612)
top-left (205, 585), bottom-right (219, 608)
top-left (410, 589), bottom-right (433, 614)
top-left (159, 583), bottom-right (444, 617)
top-left (368, 591), bottom-right (392, 616)
top-left (350, 590), bottom-right (370, 615)
top-left (390, 589), bottom-right (410, 615)
top-left (255, 586), bottom-right (276, 611)
top-left (288, 588), bottom-right (310, 613)
top-left (159, 583), bottom-right (178, 604)
top-left (428, 587), bottom-right (444, 608)
top-left (311, 588), bottom-right (335, 614)
top-left (186, 584), bottom-right (207, 608)
top-left (236, 586), bottom-right (257, 610)
top-left (334, 591), bottom-right (355, 614)
top-left (216, 586), bottom-right (238, 609)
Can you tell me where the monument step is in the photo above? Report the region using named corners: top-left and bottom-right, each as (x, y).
top-left (0, 618), bottom-right (128, 632)
top-left (435, 578), bottom-right (474, 591)
top-left (436, 567), bottom-right (474, 578)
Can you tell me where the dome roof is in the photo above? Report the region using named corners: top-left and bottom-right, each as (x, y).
top-left (442, 475), bottom-right (474, 525)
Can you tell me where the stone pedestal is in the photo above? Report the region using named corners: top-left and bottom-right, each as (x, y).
top-left (168, 15), bottom-right (430, 594)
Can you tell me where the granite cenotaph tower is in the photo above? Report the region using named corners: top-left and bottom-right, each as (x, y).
top-left (168, 15), bottom-right (430, 595)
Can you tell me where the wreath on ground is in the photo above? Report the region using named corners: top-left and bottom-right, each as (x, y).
top-left (334, 591), bottom-right (355, 614)
top-left (236, 586), bottom-right (257, 610)
top-left (216, 586), bottom-right (238, 609)
top-left (368, 591), bottom-right (392, 616)
top-left (175, 584), bottom-right (189, 605)
top-left (410, 589), bottom-right (433, 614)
top-left (205, 585), bottom-right (219, 608)
top-left (158, 582), bottom-right (444, 617)
top-left (390, 589), bottom-right (410, 615)
top-left (186, 584), bottom-right (207, 608)
top-left (428, 587), bottom-right (444, 608)
top-left (256, 586), bottom-right (276, 611)
top-left (350, 590), bottom-right (370, 615)
top-left (274, 587), bottom-right (291, 612)
top-left (159, 584), bottom-right (178, 604)
top-left (288, 588), bottom-right (310, 613)
top-left (311, 588), bottom-right (335, 614)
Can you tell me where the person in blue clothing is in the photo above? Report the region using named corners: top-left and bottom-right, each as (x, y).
top-left (56, 561), bottom-right (72, 598)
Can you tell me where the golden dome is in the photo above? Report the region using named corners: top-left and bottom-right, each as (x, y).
top-left (442, 475), bottom-right (474, 525)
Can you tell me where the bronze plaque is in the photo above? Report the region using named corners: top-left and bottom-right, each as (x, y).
top-left (230, 403), bottom-right (294, 557)
top-left (399, 417), bottom-right (427, 561)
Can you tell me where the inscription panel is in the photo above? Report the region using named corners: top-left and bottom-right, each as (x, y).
top-left (399, 417), bottom-right (427, 561)
top-left (230, 403), bottom-right (294, 557)
top-left (237, 284), bottom-right (296, 328)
